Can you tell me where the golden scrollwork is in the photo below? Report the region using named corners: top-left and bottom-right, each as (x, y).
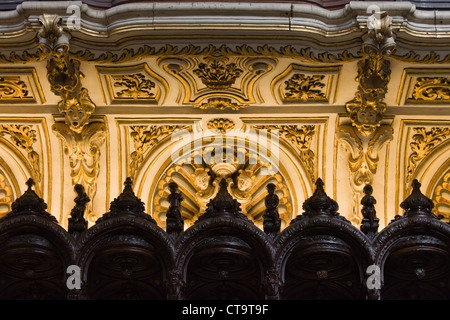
top-left (337, 123), bottom-right (393, 225)
top-left (0, 124), bottom-right (41, 183)
top-left (129, 125), bottom-right (187, 180)
top-left (0, 76), bottom-right (29, 100)
top-left (410, 77), bottom-right (450, 102)
top-left (194, 98), bottom-right (247, 111)
top-left (0, 171), bottom-right (14, 218)
top-left (345, 11), bottom-right (395, 137)
top-left (111, 73), bottom-right (156, 99)
top-left (206, 119), bottom-right (235, 134)
top-left (52, 119), bottom-right (107, 218)
top-left (434, 172), bottom-right (450, 219)
top-left (407, 127), bottom-right (450, 182)
top-left (283, 74), bottom-right (326, 102)
top-left (252, 124), bottom-right (316, 181)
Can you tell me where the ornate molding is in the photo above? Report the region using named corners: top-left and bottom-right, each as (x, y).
top-left (337, 121), bottom-right (393, 225)
top-left (410, 77), bottom-right (450, 102)
top-left (0, 76), bottom-right (30, 101)
top-left (0, 124), bottom-right (41, 184)
top-left (407, 127), bottom-right (450, 183)
top-left (161, 54), bottom-right (272, 110)
top-left (97, 64), bottom-right (168, 105)
top-left (0, 171), bottom-right (13, 218)
top-left (434, 172), bottom-right (450, 219)
top-left (52, 118), bottom-right (107, 221)
top-left (338, 11), bottom-right (395, 225)
top-left (112, 73), bottom-right (156, 100)
top-left (193, 57), bottom-right (243, 90)
top-left (206, 119), bottom-right (235, 134)
top-left (153, 141), bottom-right (291, 229)
top-left (283, 74), bottom-right (326, 102)
top-left (129, 124), bottom-right (187, 180)
top-left (252, 124), bottom-right (316, 181)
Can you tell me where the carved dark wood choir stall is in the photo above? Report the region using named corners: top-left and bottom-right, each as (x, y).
top-left (1, 175), bottom-right (450, 300)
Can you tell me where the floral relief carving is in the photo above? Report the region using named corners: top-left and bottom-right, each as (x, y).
top-left (410, 77), bottom-right (450, 102)
top-left (0, 124), bottom-right (41, 184)
top-left (129, 125), bottom-right (188, 180)
top-left (253, 124), bottom-right (316, 182)
top-left (111, 73), bottom-right (156, 99)
top-left (283, 74), bottom-right (326, 102)
top-left (193, 57), bottom-right (243, 90)
top-left (0, 76), bottom-right (29, 100)
top-left (407, 127), bottom-right (450, 182)
top-left (434, 172), bottom-right (450, 219)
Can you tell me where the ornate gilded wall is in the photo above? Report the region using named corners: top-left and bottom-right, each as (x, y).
top-left (0, 1), bottom-right (449, 233)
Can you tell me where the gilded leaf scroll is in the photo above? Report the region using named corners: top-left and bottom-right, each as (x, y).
top-left (283, 74), bottom-right (326, 102)
top-left (407, 127), bottom-right (450, 182)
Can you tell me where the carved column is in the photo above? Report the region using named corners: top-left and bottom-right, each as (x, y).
top-left (37, 14), bottom-right (107, 222)
top-left (337, 11), bottom-right (395, 225)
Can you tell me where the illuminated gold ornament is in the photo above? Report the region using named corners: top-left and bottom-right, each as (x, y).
top-left (407, 127), bottom-right (450, 182)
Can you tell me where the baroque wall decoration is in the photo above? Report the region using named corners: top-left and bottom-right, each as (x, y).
top-left (395, 120), bottom-right (450, 218)
top-left (152, 136), bottom-right (292, 230)
top-left (433, 171), bottom-right (450, 220)
top-left (37, 13), bottom-right (107, 224)
top-left (0, 170), bottom-right (14, 218)
top-left (0, 68), bottom-right (45, 104)
top-left (337, 10), bottom-right (395, 225)
top-left (128, 124), bottom-right (189, 181)
top-left (406, 127), bottom-right (450, 183)
top-left (251, 124), bottom-right (317, 182)
top-left (0, 118), bottom-right (50, 201)
top-left (271, 64), bottom-right (341, 104)
top-left (397, 68), bottom-right (450, 105)
top-left (160, 54), bottom-right (275, 110)
top-left (96, 63), bottom-right (169, 105)
top-left (0, 124), bottom-right (41, 185)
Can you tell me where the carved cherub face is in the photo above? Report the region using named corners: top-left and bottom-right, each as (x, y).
top-left (194, 171), bottom-right (210, 191)
top-left (351, 104), bottom-right (383, 136)
top-left (65, 101), bottom-right (90, 132)
top-left (237, 171), bottom-right (253, 192)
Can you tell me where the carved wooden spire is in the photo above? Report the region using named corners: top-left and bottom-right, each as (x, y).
top-left (360, 184), bottom-right (379, 238)
top-left (291, 178), bottom-right (346, 224)
top-left (165, 182), bottom-right (184, 238)
top-left (196, 178), bottom-right (251, 223)
top-left (2, 178), bottom-right (57, 223)
top-left (68, 184), bottom-right (89, 238)
top-left (96, 177), bottom-right (156, 224)
top-left (400, 179), bottom-right (440, 218)
top-left (263, 183), bottom-right (281, 238)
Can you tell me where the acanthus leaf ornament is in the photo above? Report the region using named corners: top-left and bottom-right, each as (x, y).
top-left (253, 124), bottom-right (316, 182)
top-left (411, 77), bottom-right (450, 102)
top-left (283, 74), bottom-right (326, 102)
top-left (338, 10), bottom-right (395, 225)
top-left (407, 127), bottom-right (450, 183)
top-left (0, 124), bottom-right (41, 186)
top-left (129, 125), bottom-right (188, 180)
top-left (0, 76), bottom-right (29, 100)
top-left (39, 14), bottom-right (107, 224)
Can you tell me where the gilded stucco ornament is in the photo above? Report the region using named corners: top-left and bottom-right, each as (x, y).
top-left (38, 14), bottom-right (106, 223)
top-left (338, 11), bottom-right (395, 225)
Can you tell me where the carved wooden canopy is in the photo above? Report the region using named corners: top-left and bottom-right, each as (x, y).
top-left (1, 176), bottom-right (450, 300)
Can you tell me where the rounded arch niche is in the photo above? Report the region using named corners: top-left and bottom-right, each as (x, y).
top-left (133, 120), bottom-right (315, 231)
